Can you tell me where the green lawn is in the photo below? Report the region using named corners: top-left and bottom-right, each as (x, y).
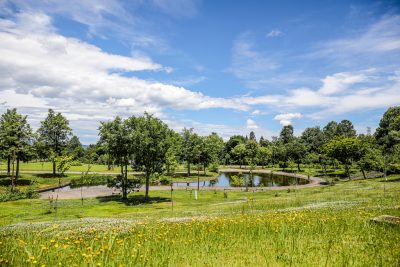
top-left (0, 175), bottom-right (399, 266)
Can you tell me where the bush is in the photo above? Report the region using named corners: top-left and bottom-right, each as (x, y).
top-left (0, 185), bottom-right (39, 202)
top-left (230, 175), bottom-right (244, 187)
top-left (208, 163), bottom-right (219, 173)
top-left (159, 176), bottom-right (172, 185)
top-left (70, 161), bottom-right (83, 166)
top-left (70, 175), bottom-right (112, 188)
top-left (387, 164), bottom-right (400, 174)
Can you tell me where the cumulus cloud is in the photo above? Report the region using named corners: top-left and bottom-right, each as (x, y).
top-left (246, 118), bottom-right (259, 129)
top-left (274, 113), bottom-right (302, 126)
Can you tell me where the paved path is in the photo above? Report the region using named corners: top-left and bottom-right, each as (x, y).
top-left (40, 169), bottom-right (325, 199)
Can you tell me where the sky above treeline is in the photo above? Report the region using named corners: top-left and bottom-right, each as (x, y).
top-left (0, 0), bottom-right (399, 144)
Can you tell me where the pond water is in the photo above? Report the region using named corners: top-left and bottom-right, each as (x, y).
top-left (173, 172), bottom-right (309, 188)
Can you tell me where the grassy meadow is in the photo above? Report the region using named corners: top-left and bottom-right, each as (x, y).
top-left (0, 174), bottom-right (399, 266)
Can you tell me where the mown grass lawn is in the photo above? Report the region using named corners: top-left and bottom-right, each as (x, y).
top-left (0, 175), bottom-right (399, 266)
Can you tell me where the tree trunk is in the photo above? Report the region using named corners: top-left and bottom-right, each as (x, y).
top-left (345, 163), bottom-right (350, 179)
top-left (361, 169), bottom-right (366, 179)
top-left (145, 172), bottom-right (150, 199)
top-left (16, 157), bottom-right (19, 179)
top-left (7, 156), bottom-right (10, 176)
top-left (187, 161), bottom-right (191, 177)
top-left (120, 163), bottom-right (126, 200)
top-left (52, 160), bottom-right (56, 176)
top-left (297, 162), bottom-right (301, 172)
top-left (123, 164), bottom-right (128, 199)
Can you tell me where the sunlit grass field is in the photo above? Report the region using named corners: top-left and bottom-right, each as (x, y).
top-left (0, 175), bottom-right (399, 266)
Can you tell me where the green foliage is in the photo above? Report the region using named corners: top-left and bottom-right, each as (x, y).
top-left (70, 175), bottom-right (112, 188)
top-left (55, 155), bottom-right (73, 175)
top-left (208, 162), bottom-right (219, 173)
top-left (0, 185), bottom-right (38, 202)
top-left (257, 146), bottom-right (272, 167)
top-left (0, 108), bottom-right (33, 175)
top-left (279, 125), bottom-right (294, 144)
top-left (301, 126), bottom-right (325, 154)
top-left (323, 137), bottom-right (363, 178)
top-left (245, 140), bottom-right (259, 165)
top-left (375, 106), bottom-right (400, 153)
top-left (230, 143), bottom-right (246, 166)
top-left (230, 174), bottom-right (244, 187)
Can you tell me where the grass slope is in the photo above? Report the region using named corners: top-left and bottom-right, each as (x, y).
top-left (0, 176), bottom-right (399, 266)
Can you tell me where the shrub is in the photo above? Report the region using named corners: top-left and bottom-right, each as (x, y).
top-left (387, 164), bottom-right (400, 174)
top-left (230, 175), bottom-right (244, 187)
top-left (70, 161), bottom-right (83, 166)
top-left (0, 185), bottom-right (39, 202)
top-left (208, 163), bottom-right (219, 173)
top-left (70, 175), bottom-right (112, 188)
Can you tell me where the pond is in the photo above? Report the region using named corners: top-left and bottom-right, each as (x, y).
top-left (173, 172), bottom-right (309, 188)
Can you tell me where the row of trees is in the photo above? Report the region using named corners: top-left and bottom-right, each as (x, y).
top-left (1, 106), bottom-right (399, 197)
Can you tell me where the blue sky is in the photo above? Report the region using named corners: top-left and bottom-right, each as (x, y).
top-left (0, 0), bottom-right (399, 144)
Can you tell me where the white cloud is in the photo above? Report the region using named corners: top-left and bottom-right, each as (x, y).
top-left (318, 71), bottom-right (369, 95)
top-left (311, 15), bottom-right (400, 59)
top-left (251, 109), bottom-right (261, 115)
top-left (246, 118), bottom-right (259, 129)
top-left (266, 29), bottom-right (283, 38)
top-left (274, 113), bottom-right (302, 126)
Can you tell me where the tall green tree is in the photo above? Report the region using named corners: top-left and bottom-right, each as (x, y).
top-left (375, 106), bottom-right (400, 154)
top-left (201, 133), bottom-right (224, 173)
top-left (225, 135), bottom-right (245, 161)
top-left (323, 137), bottom-right (363, 178)
top-left (279, 125), bottom-right (294, 144)
top-left (67, 135), bottom-right (85, 160)
top-left (180, 128), bottom-right (201, 176)
top-left (133, 113), bottom-right (172, 199)
top-left (99, 116), bottom-right (131, 199)
top-left (257, 146), bottom-right (272, 168)
top-left (286, 138), bottom-right (307, 171)
top-left (323, 121), bottom-right (339, 141)
top-left (337, 120), bottom-right (357, 138)
top-left (231, 143), bottom-right (246, 168)
top-left (38, 109), bottom-right (72, 175)
top-left (301, 126), bottom-right (325, 154)
top-left (0, 109), bottom-right (32, 179)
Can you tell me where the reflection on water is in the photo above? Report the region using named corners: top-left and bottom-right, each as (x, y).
top-left (173, 172), bottom-right (308, 187)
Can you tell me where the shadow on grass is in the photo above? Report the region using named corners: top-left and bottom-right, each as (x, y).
top-left (0, 178), bottom-right (33, 186)
top-left (31, 173), bottom-right (66, 178)
top-left (380, 177), bottom-right (400, 183)
top-left (96, 194), bottom-right (171, 206)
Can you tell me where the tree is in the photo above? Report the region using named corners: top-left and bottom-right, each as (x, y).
top-left (301, 126), bottom-right (325, 154)
top-left (323, 121), bottom-right (339, 141)
top-left (132, 113), bottom-right (172, 199)
top-left (231, 143), bottom-right (246, 168)
top-left (286, 138), bottom-right (307, 171)
top-left (225, 135), bottom-right (245, 161)
top-left (259, 136), bottom-right (271, 147)
top-left (258, 146), bottom-right (272, 168)
top-left (202, 133), bottom-right (224, 171)
top-left (249, 131), bottom-right (256, 141)
top-left (180, 128), bottom-right (201, 176)
top-left (99, 116), bottom-right (131, 199)
top-left (67, 135), bottom-right (85, 160)
top-left (375, 106), bottom-right (400, 154)
top-left (38, 109), bottom-right (72, 175)
top-left (279, 125), bottom-right (294, 144)
top-left (337, 120), bottom-right (357, 138)
top-left (323, 137), bottom-right (363, 178)
top-left (0, 109), bottom-right (32, 180)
